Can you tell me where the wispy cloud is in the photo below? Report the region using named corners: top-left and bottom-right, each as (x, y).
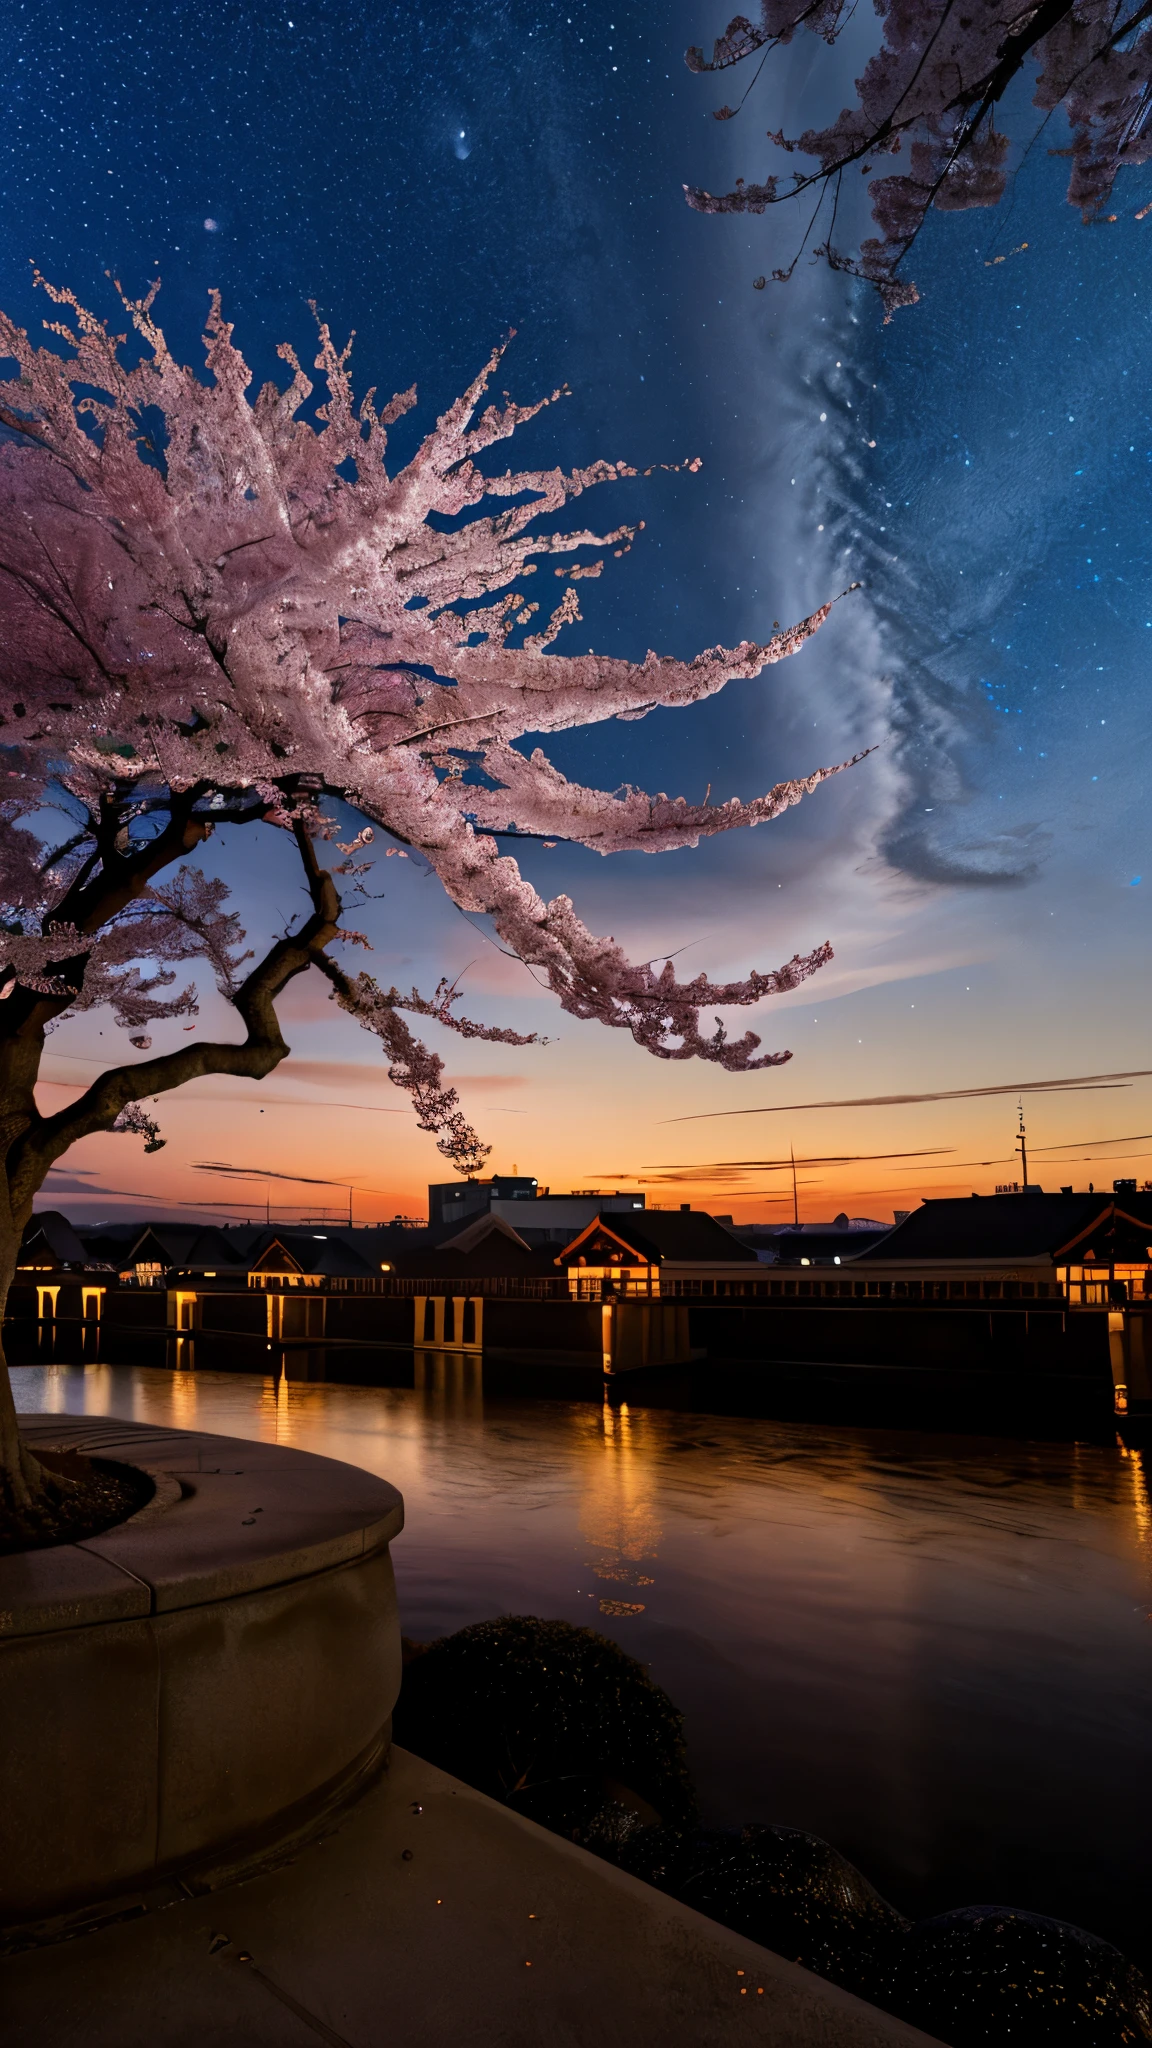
top-left (276, 1058), bottom-right (401, 1089)
top-left (665, 1072), bottom-right (1152, 1125)
top-left (635, 1148), bottom-right (955, 1176)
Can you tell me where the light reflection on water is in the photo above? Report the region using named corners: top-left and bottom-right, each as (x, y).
top-left (15, 1359), bottom-right (1152, 1960)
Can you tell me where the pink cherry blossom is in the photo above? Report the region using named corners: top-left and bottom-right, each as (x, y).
top-left (0, 274), bottom-right (865, 1510)
top-left (685, 2), bottom-right (1152, 314)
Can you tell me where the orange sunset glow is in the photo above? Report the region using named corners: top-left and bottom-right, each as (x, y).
top-left (34, 796), bottom-right (1152, 1227)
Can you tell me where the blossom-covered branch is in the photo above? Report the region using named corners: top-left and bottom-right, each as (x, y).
top-left (0, 275), bottom-right (858, 1072)
top-left (317, 963), bottom-right (541, 1176)
top-left (111, 1102), bottom-right (166, 1153)
top-left (0, 273), bottom-right (871, 1506)
top-left (464, 735), bottom-right (873, 854)
top-left (684, 1), bottom-right (1152, 315)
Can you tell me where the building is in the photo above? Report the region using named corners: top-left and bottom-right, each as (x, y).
top-left (556, 1208), bottom-right (757, 1297)
top-left (17, 1211), bottom-right (105, 1275)
top-left (14, 1210), bottom-right (113, 1324)
top-left (75, 1221), bottom-right (422, 1284)
top-left (847, 1193), bottom-right (1152, 1304)
top-left (86, 1223), bottom-right (234, 1283)
top-left (428, 1176), bottom-right (646, 1247)
top-left (12, 1193), bottom-right (1152, 1423)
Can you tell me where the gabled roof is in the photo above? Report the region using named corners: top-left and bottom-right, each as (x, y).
top-left (249, 1238), bottom-right (309, 1275)
top-left (441, 1213), bottom-right (531, 1254)
top-left (117, 1224), bottom-right (233, 1270)
top-left (182, 1227), bottom-right (248, 1269)
top-left (851, 1194), bottom-right (1117, 1264)
top-left (245, 1231), bottom-right (376, 1278)
top-left (1108, 1191), bottom-right (1152, 1232)
top-left (394, 1231), bottom-right (556, 1280)
top-left (19, 1210), bottom-right (101, 1270)
top-left (558, 1210), bottom-right (758, 1266)
top-left (211, 1224), bottom-right (270, 1256)
top-left (556, 1220), bottom-right (650, 1267)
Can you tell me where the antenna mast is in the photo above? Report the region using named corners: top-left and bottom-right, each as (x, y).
top-left (1016, 1101), bottom-right (1029, 1192)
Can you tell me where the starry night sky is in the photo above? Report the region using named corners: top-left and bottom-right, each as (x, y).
top-left (7, 0), bottom-right (1152, 1221)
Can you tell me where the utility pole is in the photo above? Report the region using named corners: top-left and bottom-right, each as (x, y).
top-left (791, 1143), bottom-right (799, 1227)
top-left (1016, 1101), bottom-right (1030, 1192)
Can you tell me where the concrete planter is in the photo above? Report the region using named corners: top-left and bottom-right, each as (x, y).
top-left (0, 1415), bottom-right (403, 1938)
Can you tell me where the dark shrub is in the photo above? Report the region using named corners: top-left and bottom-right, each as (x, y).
top-left (603, 1820), bottom-right (907, 1998)
top-left (874, 1904), bottom-right (1152, 2045)
top-left (395, 1617), bottom-right (1152, 2045)
top-left (393, 1615), bottom-right (697, 1834)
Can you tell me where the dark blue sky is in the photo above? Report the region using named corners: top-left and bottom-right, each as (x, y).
top-left (9, 0), bottom-right (1152, 1218)
top-left (11, 0), bottom-right (1149, 850)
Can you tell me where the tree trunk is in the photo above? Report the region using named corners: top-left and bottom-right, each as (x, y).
top-left (0, 820), bottom-right (348, 1528)
top-left (0, 1229), bottom-right (52, 1518)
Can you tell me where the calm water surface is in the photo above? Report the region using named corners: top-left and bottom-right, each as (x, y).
top-left (15, 1359), bottom-right (1152, 1962)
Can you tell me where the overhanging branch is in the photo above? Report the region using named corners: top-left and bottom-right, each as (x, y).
top-left (10, 832), bottom-right (342, 1206)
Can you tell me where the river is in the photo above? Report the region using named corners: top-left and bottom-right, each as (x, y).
top-left (14, 1356), bottom-right (1152, 1967)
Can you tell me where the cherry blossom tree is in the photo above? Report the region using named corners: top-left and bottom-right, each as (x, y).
top-left (684, 0), bottom-right (1152, 315)
top-left (0, 273), bottom-right (863, 1526)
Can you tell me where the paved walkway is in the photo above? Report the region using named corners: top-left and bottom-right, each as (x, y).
top-left (4, 1748), bottom-right (940, 2047)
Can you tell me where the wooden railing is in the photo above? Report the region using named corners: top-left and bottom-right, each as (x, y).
top-left (248, 1271), bottom-right (570, 1300)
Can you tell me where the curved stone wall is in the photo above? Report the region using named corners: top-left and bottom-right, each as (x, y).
top-left (1, 1415), bottom-right (403, 1929)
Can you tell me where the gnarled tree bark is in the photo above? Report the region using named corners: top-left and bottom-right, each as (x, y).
top-left (0, 815), bottom-right (341, 1525)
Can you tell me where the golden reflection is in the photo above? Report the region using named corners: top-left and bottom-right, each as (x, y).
top-left (1068, 1440), bottom-right (1094, 1520)
top-left (414, 1349), bottom-right (484, 1424)
top-left (81, 1362), bottom-right (114, 1416)
top-left (172, 1335), bottom-right (196, 1377)
top-left (35, 1364), bottom-right (68, 1414)
top-left (164, 1366), bottom-right (200, 1432)
top-left (254, 1364), bottom-right (291, 1441)
top-left (576, 1397), bottom-right (662, 1619)
top-left (258, 1369), bottom-right (348, 1446)
top-left (1124, 1446), bottom-right (1152, 1571)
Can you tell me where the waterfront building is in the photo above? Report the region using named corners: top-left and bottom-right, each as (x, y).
top-left (16, 1210), bottom-right (102, 1275)
top-left (849, 1193), bottom-right (1152, 1305)
top-left (557, 1209), bottom-right (757, 1298)
top-left (90, 1223), bottom-right (233, 1283)
top-left (13, 1209), bottom-right (111, 1324)
top-left (15, 1188), bottom-right (1152, 1426)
